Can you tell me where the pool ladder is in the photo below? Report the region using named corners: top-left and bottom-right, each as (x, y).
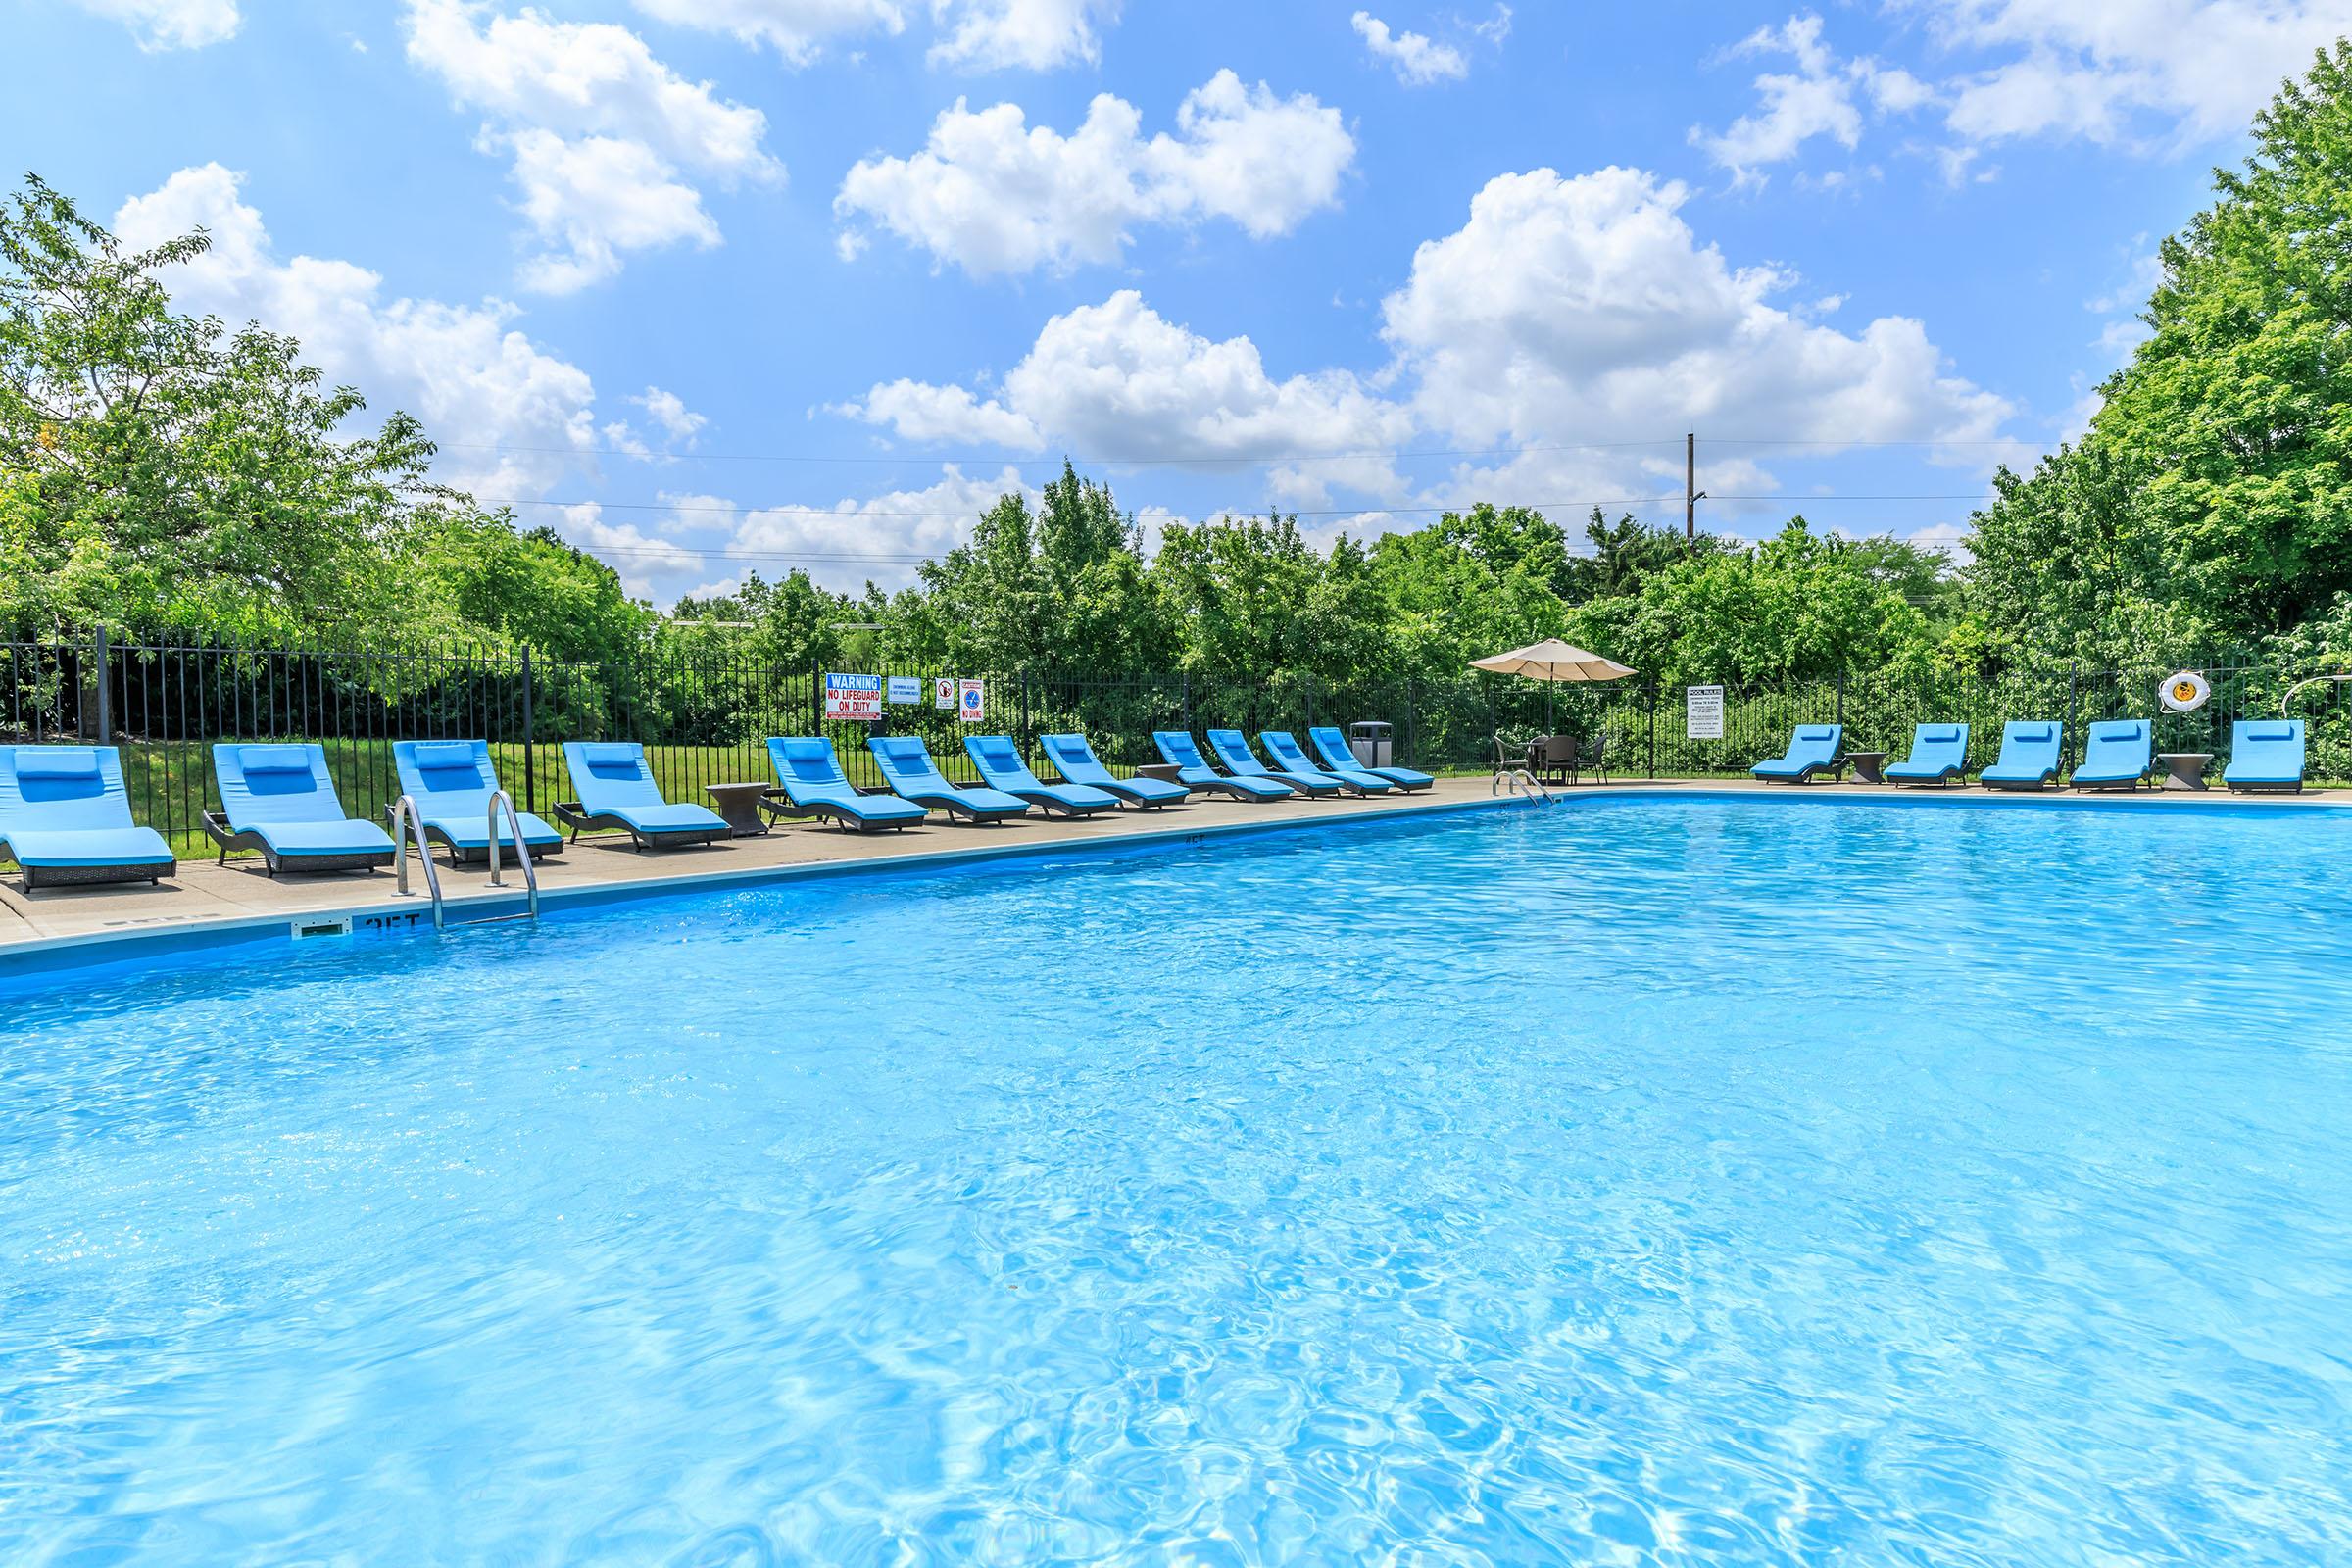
top-left (391, 791), bottom-right (540, 930)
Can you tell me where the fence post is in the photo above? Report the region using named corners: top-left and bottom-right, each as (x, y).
top-left (520, 647), bottom-right (536, 813)
top-left (2068, 663), bottom-right (2080, 772)
top-left (1836, 671), bottom-right (1845, 729)
top-left (1019, 670), bottom-right (1032, 753)
top-left (1181, 670), bottom-right (1191, 731)
top-left (1406, 677), bottom-right (1417, 768)
top-left (90, 625), bottom-right (111, 744)
top-left (1646, 678), bottom-right (1658, 779)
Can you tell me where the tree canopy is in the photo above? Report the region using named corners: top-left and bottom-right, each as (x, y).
top-left (1967, 41), bottom-right (2352, 672)
top-left (0, 175), bottom-right (642, 657)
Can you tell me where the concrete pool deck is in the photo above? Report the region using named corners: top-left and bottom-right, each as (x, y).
top-left (2, 774), bottom-right (2344, 973)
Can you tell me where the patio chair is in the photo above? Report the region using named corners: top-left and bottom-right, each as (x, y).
top-left (0, 745), bottom-right (176, 893)
top-left (553, 741), bottom-right (731, 850)
top-left (1152, 732), bottom-right (1297, 801)
top-left (1259, 730), bottom-right (1392, 796)
top-left (866, 735), bottom-right (1030, 824)
top-left (762, 737), bottom-right (928, 833)
top-left (2223, 719), bottom-right (2306, 793)
top-left (1206, 729), bottom-right (1340, 798)
top-left (964, 735), bottom-right (1121, 817)
top-left (207, 742), bottom-right (398, 874)
top-left (1038, 733), bottom-right (1189, 808)
top-left (1531, 734), bottom-right (1577, 786)
top-left (1979, 721), bottom-right (2064, 792)
top-left (1751, 725), bottom-right (1844, 784)
top-left (2071, 720), bottom-right (2154, 791)
top-left (391, 739), bottom-right (565, 864)
top-left (1307, 726), bottom-right (1434, 791)
top-left (1884, 723), bottom-right (1970, 786)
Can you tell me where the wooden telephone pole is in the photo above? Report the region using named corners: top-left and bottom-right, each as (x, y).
top-left (1685, 432), bottom-right (1701, 541)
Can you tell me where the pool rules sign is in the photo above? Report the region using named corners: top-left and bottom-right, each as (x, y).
top-left (1686, 685), bottom-right (1725, 741)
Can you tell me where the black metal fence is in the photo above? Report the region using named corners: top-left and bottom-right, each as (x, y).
top-left (4, 630), bottom-right (2344, 854)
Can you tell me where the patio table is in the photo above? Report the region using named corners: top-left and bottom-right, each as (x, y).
top-left (2156, 752), bottom-right (2212, 792)
top-left (703, 781), bottom-right (775, 836)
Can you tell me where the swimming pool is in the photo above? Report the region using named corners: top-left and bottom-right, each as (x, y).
top-left (5, 796), bottom-right (2350, 1564)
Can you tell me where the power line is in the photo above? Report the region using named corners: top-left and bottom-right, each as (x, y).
top-left (435, 436), bottom-right (1692, 467)
top-left (484, 491), bottom-right (1993, 520)
top-left (484, 494), bottom-right (1686, 518)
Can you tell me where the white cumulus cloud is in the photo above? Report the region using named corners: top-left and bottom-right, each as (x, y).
top-left (113, 164), bottom-right (607, 503)
top-left (1921, 0), bottom-right (2352, 147)
top-left (1690, 14), bottom-right (1930, 182)
top-left (632, 386), bottom-right (710, 445)
top-left (842, 290), bottom-right (1413, 503)
top-left (837, 163), bottom-right (2011, 532)
top-left (1379, 165), bottom-right (2012, 514)
top-left (834, 70), bottom-right (1354, 274)
top-left (928, 0), bottom-right (1118, 71)
top-left (1701, 4), bottom-right (2352, 176)
top-left (627, 0), bottom-right (905, 65)
top-left (836, 380), bottom-right (1046, 449)
top-left (403, 0), bottom-right (781, 291)
top-left (499, 129), bottom-right (722, 293)
top-left (65, 0), bottom-right (238, 50)
top-left (1350, 12), bottom-right (1468, 85)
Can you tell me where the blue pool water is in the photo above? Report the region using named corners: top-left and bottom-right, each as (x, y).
top-left (5, 796), bottom-right (2352, 1564)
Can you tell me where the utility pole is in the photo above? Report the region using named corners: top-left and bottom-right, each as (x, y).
top-left (1684, 432), bottom-right (1702, 542)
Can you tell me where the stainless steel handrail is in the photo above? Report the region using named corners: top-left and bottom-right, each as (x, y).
top-left (485, 789), bottom-right (540, 920)
top-left (1490, 735), bottom-right (1552, 800)
top-left (389, 794), bottom-right (445, 930)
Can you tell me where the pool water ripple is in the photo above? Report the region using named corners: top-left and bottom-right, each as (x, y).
top-left (3, 798), bottom-right (2351, 1563)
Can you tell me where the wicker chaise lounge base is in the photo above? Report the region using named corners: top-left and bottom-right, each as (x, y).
top-left (757, 792), bottom-right (914, 834)
top-left (552, 802), bottom-right (728, 851)
top-left (413, 830), bottom-right (565, 866)
top-left (17, 858), bottom-right (176, 892)
top-left (201, 811), bottom-right (397, 876)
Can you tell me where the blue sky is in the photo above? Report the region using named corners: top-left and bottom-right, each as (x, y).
top-left (5, 0), bottom-right (2339, 603)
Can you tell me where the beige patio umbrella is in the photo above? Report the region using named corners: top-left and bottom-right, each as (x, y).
top-left (1471, 639), bottom-right (1638, 734)
top-left (1470, 640), bottom-right (1638, 682)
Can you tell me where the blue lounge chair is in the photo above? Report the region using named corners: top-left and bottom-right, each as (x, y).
top-left (0, 745), bottom-right (175, 893)
top-left (207, 743), bottom-right (397, 875)
top-left (390, 739), bottom-right (564, 863)
top-left (1307, 725), bottom-right (1434, 792)
top-left (554, 741), bottom-right (729, 850)
top-left (1979, 721), bottom-right (2064, 791)
top-left (2071, 719), bottom-right (2154, 791)
top-left (1260, 730), bottom-right (1393, 796)
top-left (1751, 725), bottom-right (1843, 784)
top-left (1206, 729), bottom-right (1340, 798)
top-left (964, 734), bottom-right (1120, 817)
top-left (1038, 733), bottom-right (1189, 808)
top-left (2224, 718), bottom-right (2306, 793)
top-left (763, 737), bottom-right (927, 833)
top-left (1884, 723), bottom-right (1970, 786)
top-left (1152, 732), bottom-right (1295, 801)
top-left (866, 735), bottom-right (1030, 824)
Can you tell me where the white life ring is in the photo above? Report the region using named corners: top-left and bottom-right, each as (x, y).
top-left (2160, 670), bottom-right (2211, 712)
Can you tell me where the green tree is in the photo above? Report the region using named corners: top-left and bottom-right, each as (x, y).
top-left (1369, 506), bottom-right (1571, 676)
top-left (1563, 508), bottom-right (1705, 603)
top-left (671, 568), bottom-right (858, 671)
top-left (0, 174), bottom-right (467, 639)
top-left (1585, 519), bottom-right (1935, 686)
top-left (1149, 514), bottom-right (1393, 685)
top-left (1967, 43), bottom-right (2352, 663)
